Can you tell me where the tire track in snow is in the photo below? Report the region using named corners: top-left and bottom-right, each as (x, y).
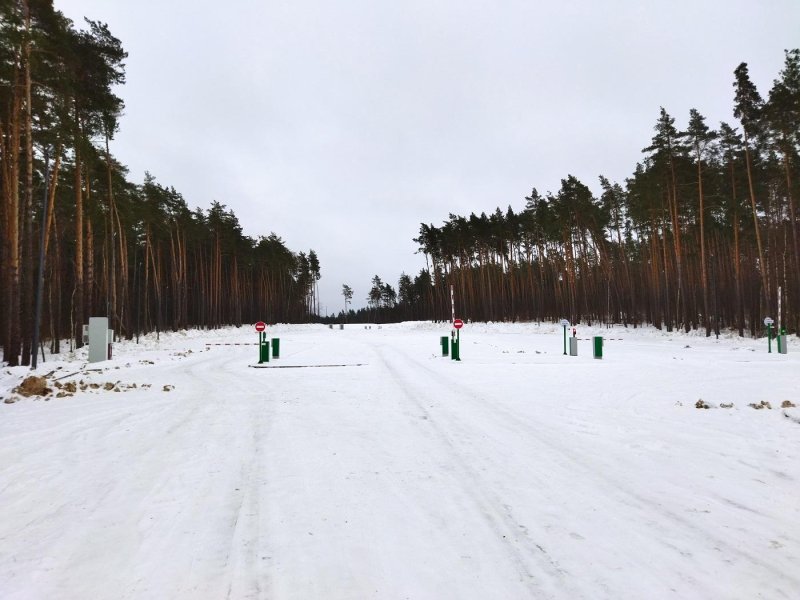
top-left (384, 344), bottom-right (800, 598)
top-left (184, 344), bottom-right (275, 599)
top-left (372, 343), bottom-right (577, 600)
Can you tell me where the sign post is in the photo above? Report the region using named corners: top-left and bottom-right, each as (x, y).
top-left (763, 317), bottom-right (774, 353)
top-left (452, 318), bottom-right (463, 361)
top-left (560, 319), bottom-right (570, 355)
top-left (255, 322), bottom-right (268, 363)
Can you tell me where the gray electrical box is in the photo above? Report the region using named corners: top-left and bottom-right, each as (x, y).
top-left (569, 337), bottom-right (578, 356)
top-left (778, 334), bottom-right (788, 354)
top-left (88, 317), bottom-right (109, 363)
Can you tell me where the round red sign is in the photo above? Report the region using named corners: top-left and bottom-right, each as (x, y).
top-left (255, 321), bottom-right (266, 332)
top-left (453, 318), bottom-right (464, 329)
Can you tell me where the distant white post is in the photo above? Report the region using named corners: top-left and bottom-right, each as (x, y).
top-left (450, 284), bottom-right (455, 325)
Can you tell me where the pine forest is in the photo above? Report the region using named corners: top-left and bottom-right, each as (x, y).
top-left (2, 1), bottom-right (799, 368)
top-left (372, 54), bottom-right (800, 335)
top-left (1, 1), bottom-right (320, 366)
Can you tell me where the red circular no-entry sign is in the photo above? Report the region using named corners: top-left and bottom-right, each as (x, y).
top-left (255, 321), bottom-right (266, 332)
top-left (453, 318), bottom-right (464, 329)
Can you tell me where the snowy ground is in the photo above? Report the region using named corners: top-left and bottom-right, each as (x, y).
top-left (1, 322), bottom-right (799, 600)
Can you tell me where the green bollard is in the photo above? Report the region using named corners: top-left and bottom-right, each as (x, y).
top-left (452, 329), bottom-right (461, 361)
top-left (258, 332), bottom-right (270, 363)
top-left (768, 324), bottom-right (772, 353)
top-left (593, 336), bottom-right (603, 359)
top-left (271, 338), bottom-right (280, 359)
top-left (441, 336), bottom-right (449, 357)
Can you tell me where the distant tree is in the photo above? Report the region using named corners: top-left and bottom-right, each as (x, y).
top-left (764, 49), bottom-right (800, 328)
top-left (397, 272), bottom-right (414, 319)
top-left (308, 249), bottom-right (321, 315)
top-left (341, 284), bottom-right (353, 320)
top-left (685, 108), bottom-right (717, 335)
top-left (733, 62), bottom-right (768, 308)
top-left (381, 283), bottom-right (397, 309)
top-left (368, 275), bottom-right (383, 320)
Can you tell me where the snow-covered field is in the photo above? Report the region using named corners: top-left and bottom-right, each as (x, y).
top-left (1, 322), bottom-right (798, 600)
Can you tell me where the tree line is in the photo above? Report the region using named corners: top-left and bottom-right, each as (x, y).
top-left (1, 1), bottom-right (319, 367)
top-left (361, 51), bottom-right (799, 335)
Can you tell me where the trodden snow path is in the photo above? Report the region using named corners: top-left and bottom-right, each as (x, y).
top-left (1, 323), bottom-right (799, 599)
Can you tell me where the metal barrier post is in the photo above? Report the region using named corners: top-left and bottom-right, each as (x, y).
top-left (593, 336), bottom-right (603, 359)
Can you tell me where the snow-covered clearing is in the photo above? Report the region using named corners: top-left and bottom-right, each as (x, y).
top-left (1, 322), bottom-right (799, 599)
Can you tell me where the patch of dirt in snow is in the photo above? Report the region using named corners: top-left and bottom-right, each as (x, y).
top-left (748, 400), bottom-right (772, 410)
top-left (13, 376), bottom-right (52, 397)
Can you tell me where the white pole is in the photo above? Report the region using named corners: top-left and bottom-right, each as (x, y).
top-left (450, 284), bottom-right (455, 325)
top-left (778, 286), bottom-right (782, 332)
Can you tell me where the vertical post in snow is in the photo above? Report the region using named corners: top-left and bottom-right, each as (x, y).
top-left (778, 286), bottom-right (782, 333)
top-left (450, 284), bottom-right (456, 359)
top-left (450, 284), bottom-right (455, 325)
top-left (31, 148), bottom-right (50, 369)
top-left (559, 319), bottom-right (570, 355)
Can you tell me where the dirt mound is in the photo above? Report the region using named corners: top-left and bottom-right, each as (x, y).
top-left (14, 376), bottom-right (52, 397)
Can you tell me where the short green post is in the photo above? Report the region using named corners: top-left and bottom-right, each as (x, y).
top-left (593, 335), bottom-right (603, 359)
top-left (559, 319), bottom-right (569, 355)
top-left (271, 337), bottom-right (280, 359)
top-left (258, 332), bottom-right (270, 363)
top-left (441, 336), bottom-right (449, 357)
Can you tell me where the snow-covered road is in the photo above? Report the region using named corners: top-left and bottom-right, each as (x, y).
top-left (1, 323), bottom-right (799, 599)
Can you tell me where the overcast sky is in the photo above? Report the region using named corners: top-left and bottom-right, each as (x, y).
top-left (56, 0), bottom-right (799, 314)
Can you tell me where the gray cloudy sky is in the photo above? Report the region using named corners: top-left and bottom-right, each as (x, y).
top-left (57, 0), bottom-right (799, 314)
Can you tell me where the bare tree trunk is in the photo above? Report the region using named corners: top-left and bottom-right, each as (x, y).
top-left (21, 3), bottom-right (34, 365)
top-left (102, 133), bottom-right (116, 330)
top-left (73, 106), bottom-right (85, 348)
top-left (697, 156), bottom-right (710, 336)
top-left (4, 79), bottom-right (23, 365)
top-left (743, 133), bottom-right (768, 311)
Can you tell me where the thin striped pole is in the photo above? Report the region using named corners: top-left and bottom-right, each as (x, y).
top-left (450, 284), bottom-right (455, 325)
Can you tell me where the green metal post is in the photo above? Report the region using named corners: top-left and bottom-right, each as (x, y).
top-left (258, 332), bottom-right (270, 363)
top-left (271, 337), bottom-right (280, 359)
top-left (441, 336), bottom-right (449, 357)
top-left (563, 326), bottom-right (567, 355)
top-left (768, 324), bottom-right (772, 353)
top-left (454, 329), bottom-right (461, 361)
top-left (593, 336), bottom-right (603, 359)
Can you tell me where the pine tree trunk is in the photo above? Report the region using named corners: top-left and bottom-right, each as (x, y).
top-left (21, 6), bottom-right (34, 365)
top-left (697, 155), bottom-right (710, 336)
top-left (5, 83), bottom-right (22, 365)
top-left (743, 133), bottom-right (768, 310)
top-left (73, 106), bottom-right (85, 348)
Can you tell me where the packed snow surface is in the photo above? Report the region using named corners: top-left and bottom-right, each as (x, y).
top-left (1, 322), bottom-right (799, 599)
